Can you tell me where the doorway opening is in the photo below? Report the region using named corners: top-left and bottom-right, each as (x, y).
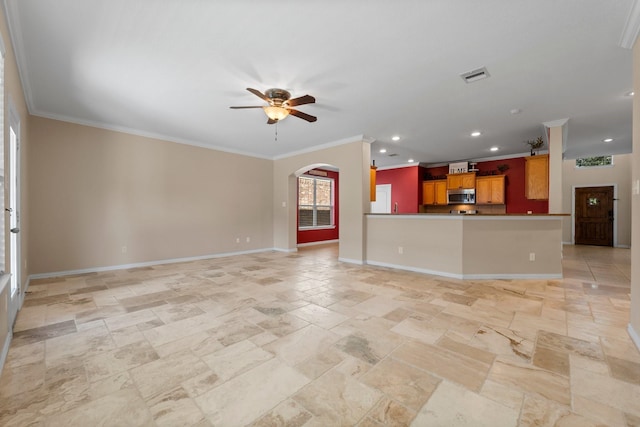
top-left (7, 101), bottom-right (21, 325)
top-left (574, 186), bottom-right (614, 246)
top-left (295, 164), bottom-right (339, 252)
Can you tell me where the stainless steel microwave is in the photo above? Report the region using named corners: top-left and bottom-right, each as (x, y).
top-left (447, 188), bottom-right (476, 205)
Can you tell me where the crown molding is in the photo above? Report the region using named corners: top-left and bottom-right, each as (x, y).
top-left (620, 0), bottom-right (640, 49)
top-left (543, 118), bottom-right (569, 129)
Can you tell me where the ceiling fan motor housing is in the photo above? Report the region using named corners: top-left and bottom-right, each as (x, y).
top-left (265, 88), bottom-right (291, 106)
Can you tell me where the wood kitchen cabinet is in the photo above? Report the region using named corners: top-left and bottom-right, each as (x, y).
top-left (447, 172), bottom-right (476, 190)
top-left (476, 175), bottom-right (505, 204)
top-left (422, 180), bottom-right (447, 205)
top-left (525, 154), bottom-right (549, 200)
top-left (370, 166), bottom-right (377, 201)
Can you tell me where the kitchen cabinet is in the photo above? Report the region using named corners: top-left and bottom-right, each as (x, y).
top-left (447, 172), bottom-right (476, 190)
top-left (476, 175), bottom-right (505, 204)
top-left (370, 166), bottom-right (377, 201)
top-left (422, 180), bottom-right (447, 205)
top-left (525, 154), bottom-right (548, 200)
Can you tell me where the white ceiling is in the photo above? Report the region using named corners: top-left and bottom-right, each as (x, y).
top-left (3, 0), bottom-right (638, 167)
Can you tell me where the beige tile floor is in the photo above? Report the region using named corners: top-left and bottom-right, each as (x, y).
top-left (1, 243), bottom-right (639, 426)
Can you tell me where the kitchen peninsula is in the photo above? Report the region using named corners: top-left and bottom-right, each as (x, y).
top-left (365, 213), bottom-right (565, 279)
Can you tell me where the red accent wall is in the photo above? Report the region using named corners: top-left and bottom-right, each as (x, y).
top-left (475, 157), bottom-right (548, 213)
top-left (376, 166), bottom-right (426, 214)
top-left (422, 157), bottom-right (548, 213)
top-left (297, 169), bottom-right (340, 244)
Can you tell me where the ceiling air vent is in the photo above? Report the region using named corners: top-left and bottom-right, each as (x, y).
top-left (460, 67), bottom-right (490, 83)
top-left (388, 153), bottom-right (398, 157)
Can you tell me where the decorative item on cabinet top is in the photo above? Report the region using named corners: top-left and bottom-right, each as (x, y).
top-left (448, 161), bottom-right (468, 174)
top-left (524, 136), bottom-right (545, 156)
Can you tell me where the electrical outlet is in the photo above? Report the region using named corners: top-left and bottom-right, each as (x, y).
top-left (236, 237), bottom-right (240, 243)
top-left (529, 252), bottom-right (535, 261)
top-left (121, 246), bottom-right (127, 254)
top-left (246, 237), bottom-right (250, 243)
top-left (398, 246), bottom-right (403, 254)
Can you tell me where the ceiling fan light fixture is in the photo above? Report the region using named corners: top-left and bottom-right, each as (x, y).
top-left (263, 106), bottom-right (289, 121)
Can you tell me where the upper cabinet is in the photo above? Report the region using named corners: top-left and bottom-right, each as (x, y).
top-left (447, 172), bottom-right (476, 190)
top-left (525, 154), bottom-right (549, 200)
top-left (476, 175), bottom-right (505, 204)
top-left (422, 180), bottom-right (447, 205)
top-left (370, 166), bottom-right (377, 201)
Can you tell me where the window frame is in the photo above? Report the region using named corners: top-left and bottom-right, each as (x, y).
top-left (297, 175), bottom-right (336, 230)
top-left (575, 155), bottom-right (614, 169)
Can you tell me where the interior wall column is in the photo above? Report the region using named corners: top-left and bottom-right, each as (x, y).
top-left (544, 119), bottom-right (568, 214)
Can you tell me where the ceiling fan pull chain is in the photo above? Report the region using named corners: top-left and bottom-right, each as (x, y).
top-left (275, 121), bottom-right (278, 142)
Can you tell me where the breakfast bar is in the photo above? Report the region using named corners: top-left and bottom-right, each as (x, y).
top-left (365, 213), bottom-right (565, 279)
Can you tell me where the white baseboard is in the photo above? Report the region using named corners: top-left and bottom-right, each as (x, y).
top-left (365, 260), bottom-right (562, 280)
top-left (272, 247), bottom-right (298, 253)
top-left (0, 330), bottom-right (12, 378)
top-left (562, 242), bottom-right (630, 249)
top-left (28, 247), bottom-right (278, 280)
top-left (338, 257), bottom-right (364, 265)
top-left (367, 260), bottom-right (462, 278)
top-left (297, 239), bottom-right (339, 248)
top-left (629, 324), bottom-right (640, 352)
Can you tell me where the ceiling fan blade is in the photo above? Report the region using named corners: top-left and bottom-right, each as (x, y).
top-left (288, 109), bottom-right (317, 122)
top-left (229, 106), bottom-right (263, 109)
top-left (267, 118), bottom-right (277, 125)
top-left (286, 94), bottom-right (315, 107)
top-left (246, 88), bottom-right (270, 102)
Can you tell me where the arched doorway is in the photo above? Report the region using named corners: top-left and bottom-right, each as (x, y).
top-left (272, 137), bottom-right (372, 264)
top-left (294, 164), bottom-right (340, 255)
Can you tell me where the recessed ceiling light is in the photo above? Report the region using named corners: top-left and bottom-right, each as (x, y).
top-left (408, 159), bottom-right (414, 163)
top-left (510, 108), bottom-right (522, 115)
top-left (603, 138), bottom-right (613, 143)
top-left (625, 91), bottom-right (635, 97)
top-left (392, 136), bottom-right (400, 141)
top-left (490, 147), bottom-right (499, 152)
top-left (470, 131), bottom-right (482, 137)
top-left (379, 148), bottom-right (387, 153)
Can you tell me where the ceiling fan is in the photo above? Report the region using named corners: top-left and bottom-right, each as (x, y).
top-left (230, 88), bottom-right (317, 124)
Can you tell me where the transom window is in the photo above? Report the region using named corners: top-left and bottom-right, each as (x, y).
top-left (298, 175), bottom-right (334, 229)
top-left (575, 155), bottom-right (612, 168)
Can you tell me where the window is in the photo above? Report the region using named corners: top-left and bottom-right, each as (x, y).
top-left (298, 175), bottom-right (334, 229)
top-left (575, 155), bottom-right (612, 168)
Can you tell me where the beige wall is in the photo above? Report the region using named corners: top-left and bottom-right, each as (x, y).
top-left (366, 215), bottom-right (563, 278)
top-left (366, 216), bottom-right (463, 275)
top-left (28, 117), bottom-right (273, 274)
top-left (630, 37), bottom-right (640, 349)
top-left (562, 154), bottom-right (632, 247)
top-left (273, 138), bottom-right (370, 262)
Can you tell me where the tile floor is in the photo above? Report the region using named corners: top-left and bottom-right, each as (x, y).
top-left (0, 243), bottom-right (638, 426)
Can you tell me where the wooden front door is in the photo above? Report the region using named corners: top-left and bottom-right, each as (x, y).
top-left (575, 186), bottom-right (614, 246)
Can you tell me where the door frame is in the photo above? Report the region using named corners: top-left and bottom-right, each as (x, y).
top-left (371, 184), bottom-right (392, 213)
top-left (571, 183), bottom-right (617, 247)
top-left (8, 98), bottom-right (22, 317)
